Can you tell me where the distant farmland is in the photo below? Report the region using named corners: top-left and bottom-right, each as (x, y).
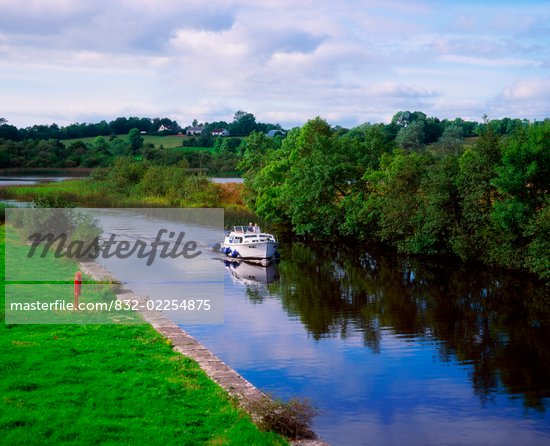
top-left (61, 134), bottom-right (190, 149)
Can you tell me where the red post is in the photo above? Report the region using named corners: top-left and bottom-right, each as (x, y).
top-left (74, 271), bottom-right (82, 310)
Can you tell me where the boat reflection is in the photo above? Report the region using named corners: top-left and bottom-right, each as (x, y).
top-left (223, 259), bottom-right (280, 286)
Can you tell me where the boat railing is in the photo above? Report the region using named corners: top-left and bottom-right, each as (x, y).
top-left (233, 225), bottom-right (264, 234)
top-left (229, 227), bottom-right (277, 242)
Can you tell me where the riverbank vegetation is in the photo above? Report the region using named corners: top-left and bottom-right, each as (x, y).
top-left (242, 116), bottom-right (549, 280)
top-left (1, 111), bottom-right (547, 279)
top-left (0, 161), bottom-right (245, 209)
top-left (0, 227), bottom-right (287, 445)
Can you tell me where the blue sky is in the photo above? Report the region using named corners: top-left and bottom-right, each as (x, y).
top-left (0, 0), bottom-right (549, 128)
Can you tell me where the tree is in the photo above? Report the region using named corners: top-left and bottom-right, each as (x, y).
top-left (490, 121), bottom-right (550, 269)
top-left (239, 131), bottom-right (277, 175)
top-left (375, 150), bottom-right (430, 250)
top-left (127, 128), bottom-right (144, 154)
top-left (409, 155), bottom-right (460, 254)
top-left (92, 136), bottom-right (111, 155)
top-left (436, 125), bottom-right (464, 155)
top-left (395, 120), bottom-right (425, 151)
top-left (229, 110), bottom-right (257, 136)
top-left (452, 124), bottom-right (501, 262)
top-left (110, 138), bottom-right (132, 156)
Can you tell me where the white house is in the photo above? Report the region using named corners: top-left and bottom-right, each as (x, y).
top-left (186, 126), bottom-right (205, 136)
top-left (211, 128), bottom-right (230, 137)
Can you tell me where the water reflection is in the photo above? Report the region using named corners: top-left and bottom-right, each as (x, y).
top-left (224, 259), bottom-right (280, 286)
top-left (222, 259), bottom-right (280, 304)
top-left (269, 243), bottom-right (550, 411)
top-left (0, 176), bottom-right (72, 186)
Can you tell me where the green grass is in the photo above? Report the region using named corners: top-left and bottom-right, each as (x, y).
top-left (62, 134), bottom-right (190, 149)
top-left (0, 179), bottom-right (181, 208)
top-left (0, 175), bottom-right (245, 209)
top-left (142, 134), bottom-right (187, 148)
top-left (60, 134), bottom-right (222, 151)
top-left (0, 179), bottom-right (117, 207)
top-left (0, 226), bottom-right (287, 445)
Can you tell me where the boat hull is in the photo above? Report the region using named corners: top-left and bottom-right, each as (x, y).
top-left (222, 241), bottom-right (279, 260)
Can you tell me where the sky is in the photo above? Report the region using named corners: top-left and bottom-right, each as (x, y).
top-left (0, 0), bottom-right (549, 129)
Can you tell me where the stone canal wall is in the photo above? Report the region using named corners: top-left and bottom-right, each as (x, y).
top-left (79, 260), bottom-right (328, 446)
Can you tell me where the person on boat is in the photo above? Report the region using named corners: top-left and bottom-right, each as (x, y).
top-left (253, 223), bottom-right (260, 233)
top-left (248, 222), bottom-right (254, 232)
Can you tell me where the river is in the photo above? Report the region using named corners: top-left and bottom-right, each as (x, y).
top-left (88, 210), bottom-right (550, 445)
top-left (3, 186), bottom-right (550, 445)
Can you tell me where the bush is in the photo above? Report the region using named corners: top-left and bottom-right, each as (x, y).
top-left (250, 396), bottom-right (318, 440)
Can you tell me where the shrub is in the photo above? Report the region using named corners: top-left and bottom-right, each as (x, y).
top-left (250, 396), bottom-right (318, 440)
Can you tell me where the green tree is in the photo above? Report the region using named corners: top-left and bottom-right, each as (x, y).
top-left (239, 131), bottom-right (278, 175)
top-left (109, 138), bottom-right (132, 156)
top-left (435, 124), bottom-right (464, 155)
top-left (452, 124), bottom-right (501, 262)
top-left (395, 120), bottom-right (425, 151)
top-left (128, 128), bottom-right (144, 154)
top-left (92, 136), bottom-right (111, 155)
top-left (229, 111), bottom-right (257, 136)
top-left (409, 155), bottom-right (460, 254)
top-left (375, 150), bottom-right (430, 250)
top-left (490, 121), bottom-right (550, 269)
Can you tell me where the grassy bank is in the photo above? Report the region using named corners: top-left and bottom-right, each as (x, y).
top-left (0, 176), bottom-right (245, 209)
top-left (0, 226), bottom-right (286, 445)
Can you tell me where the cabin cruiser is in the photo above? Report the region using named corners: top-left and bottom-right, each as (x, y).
top-left (221, 225), bottom-right (279, 261)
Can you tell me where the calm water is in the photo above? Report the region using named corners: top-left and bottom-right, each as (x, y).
top-left (188, 246), bottom-right (550, 446)
top-left (210, 177), bottom-right (244, 184)
top-left (0, 174), bottom-right (241, 186)
top-left (0, 176), bottom-right (73, 187)
top-left (6, 195), bottom-right (550, 445)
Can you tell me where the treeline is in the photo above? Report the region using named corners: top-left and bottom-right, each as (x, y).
top-left (0, 116), bottom-right (180, 141)
top-left (241, 114), bottom-right (549, 280)
top-left (193, 110), bottom-right (283, 137)
top-left (0, 130), bottom-right (243, 174)
top-left (0, 110), bottom-right (282, 141)
top-left (0, 131), bottom-right (147, 168)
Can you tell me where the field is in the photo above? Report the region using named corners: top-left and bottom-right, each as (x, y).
top-left (0, 225), bottom-right (286, 445)
top-left (62, 134), bottom-right (185, 148)
top-left (61, 134), bottom-right (219, 152)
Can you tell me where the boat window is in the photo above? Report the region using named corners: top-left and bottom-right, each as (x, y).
top-left (245, 235), bottom-right (256, 239)
top-left (234, 237), bottom-right (243, 243)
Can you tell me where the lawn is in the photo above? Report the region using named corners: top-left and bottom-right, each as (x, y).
top-left (0, 225), bottom-right (286, 445)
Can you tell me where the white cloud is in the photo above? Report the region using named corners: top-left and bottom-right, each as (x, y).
top-left (500, 78), bottom-right (550, 100)
top-left (0, 0), bottom-right (548, 127)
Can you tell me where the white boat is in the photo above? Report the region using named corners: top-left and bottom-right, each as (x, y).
top-left (221, 225), bottom-right (279, 261)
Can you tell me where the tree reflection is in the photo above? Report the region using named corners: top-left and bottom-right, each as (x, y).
top-left (257, 242), bottom-right (550, 410)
